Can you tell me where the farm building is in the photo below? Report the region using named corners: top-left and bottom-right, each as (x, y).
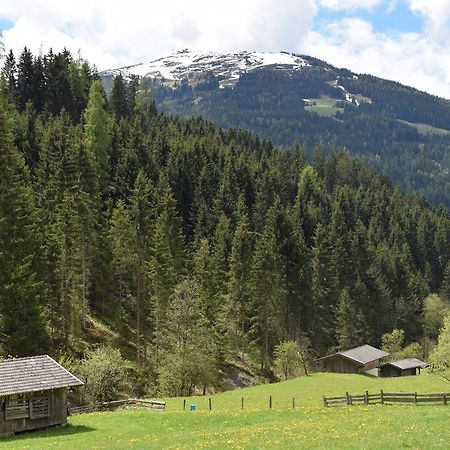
top-left (0, 355), bottom-right (83, 435)
top-left (317, 344), bottom-right (389, 374)
top-left (379, 358), bottom-right (428, 377)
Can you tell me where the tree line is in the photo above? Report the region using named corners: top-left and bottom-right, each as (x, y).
top-left (0, 48), bottom-right (449, 397)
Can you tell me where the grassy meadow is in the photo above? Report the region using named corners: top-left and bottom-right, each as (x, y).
top-left (304, 98), bottom-right (343, 117)
top-left (2, 372), bottom-right (450, 449)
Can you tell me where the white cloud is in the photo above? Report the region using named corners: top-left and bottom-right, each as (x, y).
top-left (319, 0), bottom-right (385, 11)
top-left (303, 17), bottom-right (450, 98)
top-left (407, 0), bottom-right (450, 38)
top-left (0, 0), bottom-right (450, 98)
top-left (0, 0), bottom-right (317, 69)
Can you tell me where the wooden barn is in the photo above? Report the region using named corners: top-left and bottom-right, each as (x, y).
top-left (379, 358), bottom-right (428, 377)
top-left (0, 355), bottom-right (83, 435)
top-left (317, 344), bottom-right (389, 374)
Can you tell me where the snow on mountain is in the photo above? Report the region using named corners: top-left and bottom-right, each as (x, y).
top-left (101, 49), bottom-right (310, 89)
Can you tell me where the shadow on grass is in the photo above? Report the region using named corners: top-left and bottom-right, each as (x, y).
top-left (0, 424), bottom-right (95, 442)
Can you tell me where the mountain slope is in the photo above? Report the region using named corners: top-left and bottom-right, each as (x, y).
top-left (101, 50), bottom-right (450, 208)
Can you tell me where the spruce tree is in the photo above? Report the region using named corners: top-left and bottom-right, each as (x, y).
top-left (222, 199), bottom-right (253, 359)
top-left (249, 203), bottom-right (286, 370)
top-left (310, 223), bottom-right (338, 352)
top-left (0, 99), bottom-right (49, 355)
top-left (16, 47), bottom-right (35, 112)
top-left (84, 80), bottom-right (110, 188)
top-left (110, 74), bottom-right (129, 119)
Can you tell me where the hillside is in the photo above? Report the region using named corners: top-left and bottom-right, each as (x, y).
top-left (1, 47), bottom-right (450, 399)
top-left (101, 49), bottom-right (450, 208)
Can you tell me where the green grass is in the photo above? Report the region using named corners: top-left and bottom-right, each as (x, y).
top-left (304, 98), bottom-right (343, 118)
top-left (399, 120), bottom-right (450, 136)
top-left (2, 372), bottom-right (450, 449)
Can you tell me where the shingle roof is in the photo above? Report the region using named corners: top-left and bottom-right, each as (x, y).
top-left (339, 345), bottom-right (390, 364)
top-left (317, 344), bottom-right (390, 365)
top-left (0, 355), bottom-right (83, 396)
top-left (380, 358), bottom-right (428, 370)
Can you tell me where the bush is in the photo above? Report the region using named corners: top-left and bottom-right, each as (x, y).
top-left (79, 345), bottom-right (126, 404)
top-left (273, 341), bottom-right (306, 380)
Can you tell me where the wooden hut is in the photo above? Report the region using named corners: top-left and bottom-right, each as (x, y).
top-left (317, 344), bottom-right (389, 374)
top-left (379, 358), bottom-right (428, 377)
top-left (0, 355), bottom-right (83, 435)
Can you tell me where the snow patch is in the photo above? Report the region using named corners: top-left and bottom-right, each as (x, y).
top-left (102, 49), bottom-right (310, 89)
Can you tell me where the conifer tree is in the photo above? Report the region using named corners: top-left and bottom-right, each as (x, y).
top-left (222, 199), bottom-right (253, 358)
top-left (1, 50), bottom-right (17, 104)
top-left (130, 170), bottom-right (153, 359)
top-left (249, 203), bottom-right (286, 370)
top-left (0, 99), bottom-right (49, 355)
top-left (335, 288), bottom-right (370, 350)
top-left (310, 223), bottom-right (338, 352)
top-left (16, 47), bottom-right (35, 112)
top-left (84, 80), bottom-right (110, 187)
top-left (110, 74), bottom-right (129, 119)
top-left (108, 200), bottom-right (136, 335)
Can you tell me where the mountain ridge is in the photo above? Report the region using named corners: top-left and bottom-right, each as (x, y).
top-left (100, 49), bottom-right (450, 208)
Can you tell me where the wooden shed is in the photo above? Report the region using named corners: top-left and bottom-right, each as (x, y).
top-left (379, 358), bottom-right (428, 377)
top-left (317, 344), bottom-right (389, 374)
top-left (0, 355), bottom-right (83, 435)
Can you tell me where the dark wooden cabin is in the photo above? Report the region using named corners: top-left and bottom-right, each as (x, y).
top-left (379, 358), bottom-right (428, 377)
top-left (0, 355), bottom-right (83, 435)
top-left (317, 344), bottom-right (390, 374)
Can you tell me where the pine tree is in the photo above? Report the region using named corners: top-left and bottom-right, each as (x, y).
top-left (335, 288), bottom-right (370, 350)
top-left (310, 223), bottom-right (338, 352)
top-left (110, 74), bottom-right (129, 119)
top-left (130, 170), bottom-right (153, 359)
top-left (108, 200), bottom-right (136, 335)
top-left (222, 200), bottom-right (253, 358)
top-left (84, 80), bottom-right (110, 188)
top-left (1, 50), bottom-right (17, 104)
top-left (16, 47), bottom-right (35, 112)
top-left (149, 174), bottom-right (186, 353)
top-left (294, 165), bottom-right (327, 245)
top-left (249, 203), bottom-right (286, 370)
top-left (0, 99), bottom-right (49, 355)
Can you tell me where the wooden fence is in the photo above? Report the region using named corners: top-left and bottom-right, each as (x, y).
top-left (323, 391), bottom-right (450, 407)
top-left (69, 398), bottom-right (166, 415)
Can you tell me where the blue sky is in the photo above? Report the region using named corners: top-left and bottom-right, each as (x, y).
top-left (0, 0), bottom-right (449, 97)
top-left (317, 2), bottom-right (423, 34)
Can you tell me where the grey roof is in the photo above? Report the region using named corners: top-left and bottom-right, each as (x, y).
top-left (380, 358), bottom-right (428, 370)
top-left (0, 355), bottom-right (83, 396)
top-left (317, 344), bottom-right (390, 365)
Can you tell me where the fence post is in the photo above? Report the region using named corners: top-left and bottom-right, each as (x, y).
top-left (364, 391), bottom-right (369, 405)
top-left (346, 392), bottom-right (350, 405)
top-left (209, 398), bottom-right (212, 411)
top-left (414, 392), bottom-right (417, 404)
top-left (241, 397), bottom-right (244, 410)
top-left (380, 390), bottom-right (384, 405)
top-left (444, 394), bottom-right (448, 406)
top-left (323, 396), bottom-right (328, 408)
top-left (292, 397), bottom-right (295, 409)
top-left (269, 395), bottom-right (272, 409)
top-left (183, 399), bottom-right (186, 411)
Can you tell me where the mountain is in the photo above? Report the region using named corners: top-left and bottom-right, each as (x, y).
top-left (101, 49), bottom-right (450, 208)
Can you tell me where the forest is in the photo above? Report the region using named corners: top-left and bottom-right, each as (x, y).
top-left (1, 47), bottom-right (450, 399)
top-left (150, 58), bottom-right (450, 209)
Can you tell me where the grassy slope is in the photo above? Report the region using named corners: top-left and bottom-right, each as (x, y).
top-left (398, 120), bottom-right (450, 136)
top-left (304, 98), bottom-right (343, 118)
top-left (3, 372), bottom-right (450, 449)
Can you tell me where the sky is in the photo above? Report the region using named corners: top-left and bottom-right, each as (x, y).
top-left (1, 0), bottom-right (450, 98)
